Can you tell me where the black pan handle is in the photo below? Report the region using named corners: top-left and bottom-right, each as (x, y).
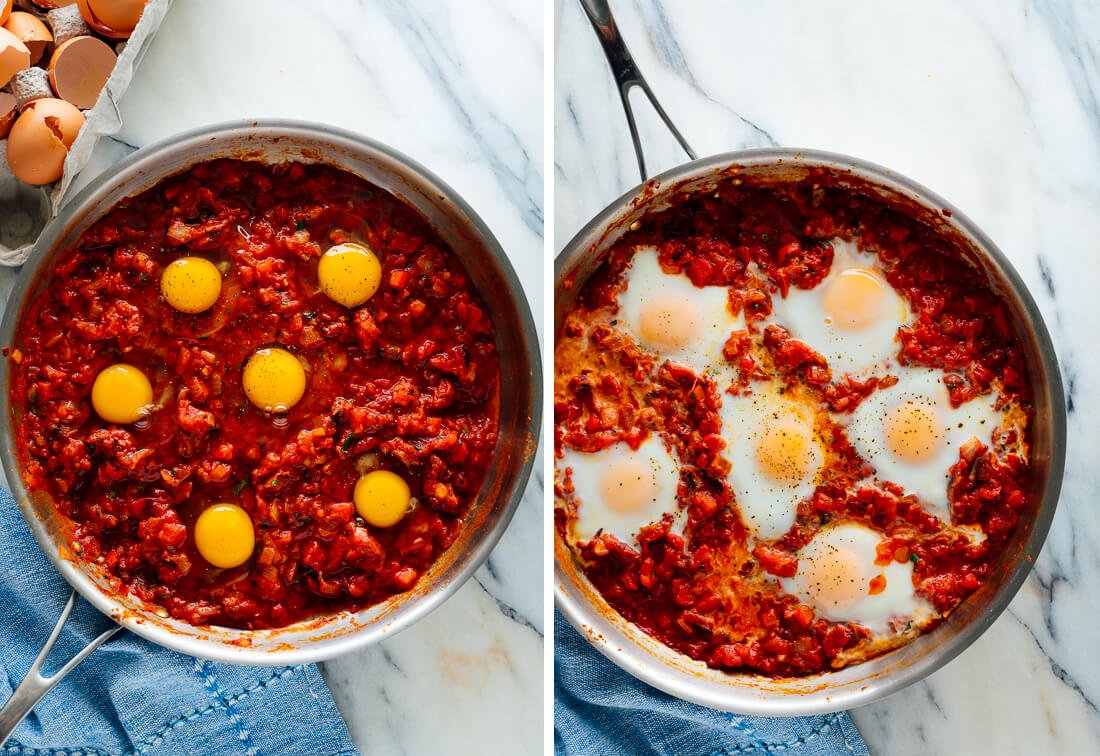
top-left (577, 0), bottom-right (696, 181)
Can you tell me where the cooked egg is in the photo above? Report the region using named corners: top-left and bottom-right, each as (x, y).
top-left (768, 240), bottom-right (909, 376)
top-left (558, 435), bottom-right (682, 547)
top-left (720, 381), bottom-right (824, 541)
top-left (354, 469), bottom-right (412, 527)
top-left (194, 503), bottom-right (255, 569)
top-left (91, 363), bottom-right (152, 424)
top-left (781, 522), bottom-right (934, 637)
top-left (317, 242), bottom-right (382, 308)
top-left (160, 257), bottom-right (222, 313)
top-left (617, 246), bottom-right (743, 378)
top-left (242, 348), bottom-right (306, 413)
top-left (841, 368), bottom-right (1002, 522)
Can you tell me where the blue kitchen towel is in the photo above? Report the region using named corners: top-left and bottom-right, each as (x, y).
top-left (0, 488), bottom-right (359, 755)
top-left (555, 611), bottom-right (869, 756)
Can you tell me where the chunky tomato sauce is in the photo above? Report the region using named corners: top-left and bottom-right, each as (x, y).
top-left (555, 170), bottom-right (1033, 676)
top-left (11, 159), bottom-right (500, 629)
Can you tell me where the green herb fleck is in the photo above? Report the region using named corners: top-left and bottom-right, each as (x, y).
top-left (108, 489), bottom-right (118, 501)
top-left (909, 551), bottom-right (921, 563)
top-left (296, 220), bottom-right (307, 231)
top-left (342, 434), bottom-right (358, 452)
top-left (140, 272), bottom-right (149, 283)
top-left (270, 476), bottom-right (281, 488)
top-left (232, 479), bottom-right (248, 495)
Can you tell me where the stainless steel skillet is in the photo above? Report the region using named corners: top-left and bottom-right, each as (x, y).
top-left (0, 120), bottom-right (541, 738)
top-left (554, 0), bottom-right (1065, 716)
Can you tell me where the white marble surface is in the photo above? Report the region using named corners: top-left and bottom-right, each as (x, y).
top-left (0, 1), bottom-right (545, 754)
top-left (556, 0), bottom-right (1100, 753)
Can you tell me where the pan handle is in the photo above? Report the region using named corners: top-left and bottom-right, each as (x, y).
top-left (0, 591), bottom-right (122, 744)
top-left (577, 0), bottom-right (696, 181)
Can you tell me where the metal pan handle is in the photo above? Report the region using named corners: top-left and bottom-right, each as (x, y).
top-left (0, 591), bottom-right (122, 743)
top-left (577, 0), bottom-right (696, 181)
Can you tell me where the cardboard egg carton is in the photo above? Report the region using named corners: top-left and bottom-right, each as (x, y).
top-left (0, 0), bottom-right (172, 266)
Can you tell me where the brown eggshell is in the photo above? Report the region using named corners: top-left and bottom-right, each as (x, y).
top-left (0, 91), bottom-right (16, 138)
top-left (0, 25), bottom-right (30, 87)
top-left (0, 0), bottom-right (11, 26)
top-left (6, 103), bottom-right (68, 184)
top-left (4, 11), bottom-right (52, 64)
top-left (31, 0), bottom-right (77, 8)
top-left (76, 0), bottom-right (144, 39)
top-left (23, 96), bottom-right (82, 146)
top-left (48, 34), bottom-right (115, 109)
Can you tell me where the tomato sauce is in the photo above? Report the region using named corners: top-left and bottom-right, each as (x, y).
top-left (555, 171), bottom-right (1034, 675)
top-left (11, 159), bottom-right (500, 630)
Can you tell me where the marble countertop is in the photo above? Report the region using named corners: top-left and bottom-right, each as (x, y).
top-left (0, 1), bottom-right (544, 754)
top-left (556, 0), bottom-right (1099, 753)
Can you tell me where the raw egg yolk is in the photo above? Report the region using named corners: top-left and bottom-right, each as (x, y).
top-left (600, 458), bottom-right (659, 514)
top-left (194, 503), bottom-right (255, 569)
top-left (160, 257), bottom-right (222, 314)
top-left (354, 470), bottom-right (411, 527)
top-left (91, 364), bottom-right (153, 424)
top-left (756, 422), bottom-right (815, 484)
top-left (639, 295), bottom-right (700, 350)
top-left (317, 243), bottom-right (382, 308)
top-left (242, 348), bottom-right (306, 413)
top-left (823, 267), bottom-right (887, 331)
top-left (886, 402), bottom-right (942, 463)
top-left (802, 545), bottom-right (868, 610)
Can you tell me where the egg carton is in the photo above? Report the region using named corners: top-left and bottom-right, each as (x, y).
top-left (0, 0), bottom-right (171, 266)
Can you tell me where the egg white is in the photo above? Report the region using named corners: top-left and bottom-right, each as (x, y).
top-left (767, 239), bottom-right (909, 377)
top-left (840, 368), bottom-right (1002, 522)
top-left (781, 522), bottom-right (934, 637)
top-left (617, 246), bottom-right (743, 378)
top-left (558, 435), bottom-right (683, 547)
top-left (720, 382), bottom-right (824, 541)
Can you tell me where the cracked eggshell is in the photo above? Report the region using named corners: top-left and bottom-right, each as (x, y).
top-left (0, 92), bottom-right (15, 138)
top-left (5, 97), bottom-right (83, 184)
top-left (0, 25), bottom-right (30, 87)
top-left (3, 11), bottom-right (52, 64)
top-left (48, 34), bottom-right (114, 108)
top-left (77, 0), bottom-right (144, 38)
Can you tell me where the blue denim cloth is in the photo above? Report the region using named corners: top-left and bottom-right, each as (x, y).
top-left (555, 612), bottom-right (869, 756)
top-left (0, 488), bottom-right (358, 755)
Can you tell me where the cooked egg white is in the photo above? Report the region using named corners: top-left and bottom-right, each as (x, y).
top-left (780, 522), bottom-right (934, 637)
top-left (840, 368), bottom-right (1003, 522)
top-left (617, 247), bottom-right (743, 378)
top-left (558, 435), bottom-right (682, 547)
top-left (720, 381), bottom-right (825, 541)
top-left (768, 240), bottom-right (909, 377)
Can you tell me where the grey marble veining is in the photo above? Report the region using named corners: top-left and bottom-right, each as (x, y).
top-left (556, 0), bottom-right (1100, 752)
top-left (10, 1), bottom-right (546, 754)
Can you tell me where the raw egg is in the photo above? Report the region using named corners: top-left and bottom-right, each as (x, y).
top-left (6, 97), bottom-right (84, 184)
top-left (160, 256), bottom-right (222, 313)
top-left (317, 242), bottom-right (382, 308)
top-left (77, 0), bottom-right (145, 38)
top-left (4, 11), bottom-right (52, 64)
top-left (49, 35), bottom-right (116, 109)
top-left (0, 25), bottom-right (30, 87)
top-left (354, 470), bottom-right (412, 527)
top-left (91, 363), bottom-right (152, 424)
top-left (194, 503), bottom-right (255, 569)
top-left (242, 347), bottom-right (306, 412)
